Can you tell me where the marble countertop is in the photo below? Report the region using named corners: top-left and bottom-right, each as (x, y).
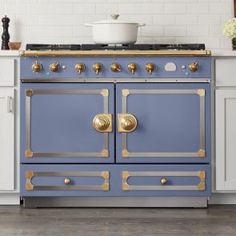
top-left (0, 50), bottom-right (20, 56)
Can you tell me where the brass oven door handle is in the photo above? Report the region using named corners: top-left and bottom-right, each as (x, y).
top-left (93, 114), bottom-right (112, 133)
top-left (118, 113), bottom-right (138, 133)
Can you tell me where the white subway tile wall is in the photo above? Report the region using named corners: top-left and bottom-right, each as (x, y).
top-left (0, 0), bottom-right (233, 49)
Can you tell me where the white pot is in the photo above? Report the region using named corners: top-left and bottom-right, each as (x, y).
top-left (85, 14), bottom-right (145, 44)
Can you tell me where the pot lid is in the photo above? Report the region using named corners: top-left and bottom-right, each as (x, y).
top-left (92, 14), bottom-right (139, 24)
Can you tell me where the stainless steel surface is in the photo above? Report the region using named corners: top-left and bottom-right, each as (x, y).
top-left (22, 197), bottom-right (208, 208)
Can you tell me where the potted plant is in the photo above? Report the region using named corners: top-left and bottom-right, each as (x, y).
top-left (223, 18), bottom-right (236, 50)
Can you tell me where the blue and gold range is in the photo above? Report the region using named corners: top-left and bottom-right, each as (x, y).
top-left (20, 44), bottom-right (212, 208)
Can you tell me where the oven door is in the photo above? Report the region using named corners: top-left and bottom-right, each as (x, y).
top-left (116, 83), bottom-right (210, 163)
top-left (21, 83), bottom-right (114, 163)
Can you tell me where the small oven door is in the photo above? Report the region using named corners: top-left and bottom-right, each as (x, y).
top-left (21, 83), bottom-right (114, 163)
top-left (116, 83), bottom-right (210, 163)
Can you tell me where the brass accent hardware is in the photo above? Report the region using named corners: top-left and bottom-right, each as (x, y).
top-left (198, 171), bottom-right (206, 181)
top-left (25, 171), bottom-right (34, 191)
top-left (118, 113), bottom-right (138, 133)
top-left (92, 63), bottom-right (102, 75)
top-left (93, 114), bottom-right (112, 133)
top-left (64, 178), bottom-right (71, 185)
top-left (101, 149), bottom-right (109, 157)
top-left (188, 62), bottom-right (199, 72)
top-left (21, 50), bottom-right (212, 57)
top-left (197, 89), bottom-right (205, 97)
top-left (145, 63), bottom-right (155, 74)
top-left (25, 149), bottom-right (33, 158)
top-left (122, 149), bottom-right (129, 157)
top-left (198, 182), bottom-right (205, 191)
top-left (160, 177), bottom-right (168, 185)
top-left (32, 61), bottom-right (42, 72)
top-left (49, 62), bottom-right (60, 72)
top-left (26, 89), bottom-right (33, 97)
top-left (25, 171), bottom-right (34, 179)
top-left (122, 171), bottom-right (130, 191)
top-left (102, 183), bottom-right (109, 191)
top-left (110, 63), bottom-right (121, 72)
top-left (198, 149), bottom-right (206, 158)
top-left (101, 171), bottom-right (110, 179)
top-left (122, 182), bottom-right (129, 191)
top-left (75, 63), bottom-right (86, 74)
top-left (122, 89), bottom-right (130, 97)
top-left (100, 89), bottom-right (109, 97)
top-left (128, 63), bottom-right (137, 74)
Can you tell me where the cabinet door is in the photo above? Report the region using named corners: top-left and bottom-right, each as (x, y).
top-left (216, 90), bottom-right (236, 190)
top-left (0, 88), bottom-right (15, 190)
top-left (0, 59), bottom-right (15, 86)
top-left (116, 83), bottom-right (211, 163)
top-left (21, 83), bottom-right (114, 163)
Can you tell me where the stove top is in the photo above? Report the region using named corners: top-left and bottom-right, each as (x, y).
top-left (26, 43), bottom-right (206, 51)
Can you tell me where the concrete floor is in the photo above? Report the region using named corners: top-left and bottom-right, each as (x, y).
top-left (0, 206), bottom-right (235, 236)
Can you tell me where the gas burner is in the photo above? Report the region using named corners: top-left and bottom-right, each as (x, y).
top-left (26, 43), bottom-right (206, 51)
top-left (26, 44), bottom-right (81, 51)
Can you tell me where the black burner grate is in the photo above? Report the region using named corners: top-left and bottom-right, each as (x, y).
top-left (26, 43), bottom-right (206, 51)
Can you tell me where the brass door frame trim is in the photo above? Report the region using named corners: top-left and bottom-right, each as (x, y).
top-left (25, 88), bottom-right (110, 158)
top-left (120, 88), bottom-right (206, 158)
top-left (25, 171), bottom-right (110, 191)
top-left (122, 170), bottom-right (206, 191)
top-left (20, 50), bottom-right (211, 57)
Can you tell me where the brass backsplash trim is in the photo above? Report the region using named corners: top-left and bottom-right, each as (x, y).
top-left (21, 50), bottom-right (212, 57)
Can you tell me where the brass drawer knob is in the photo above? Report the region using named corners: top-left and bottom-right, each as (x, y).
top-left (160, 177), bottom-right (168, 185)
top-left (64, 178), bottom-right (71, 185)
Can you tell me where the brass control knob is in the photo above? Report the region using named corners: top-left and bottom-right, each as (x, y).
top-left (110, 63), bottom-right (121, 72)
top-left (92, 63), bottom-right (102, 75)
top-left (160, 178), bottom-right (168, 185)
top-left (32, 61), bottom-right (42, 73)
top-left (75, 63), bottom-right (86, 74)
top-left (128, 63), bottom-right (137, 74)
top-left (188, 62), bottom-right (199, 72)
top-left (145, 63), bottom-right (155, 75)
top-left (64, 178), bottom-right (71, 185)
top-left (49, 62), bottom-right (60, 72)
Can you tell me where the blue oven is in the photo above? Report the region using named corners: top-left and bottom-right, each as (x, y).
top-left (20, 51), bottom-right (212, 207)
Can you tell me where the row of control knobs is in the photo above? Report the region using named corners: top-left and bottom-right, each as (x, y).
top-left (32, 62), bottom-right (199, 74)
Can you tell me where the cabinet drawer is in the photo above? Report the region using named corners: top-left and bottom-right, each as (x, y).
top-left (21, 165), bottom-right (111, 197)
top-left (119, 165), bottom-right (211, 197)
top-left (216, 59), bottom-right (236, 86)
top-left (0, 59), bottom-right (15, 86)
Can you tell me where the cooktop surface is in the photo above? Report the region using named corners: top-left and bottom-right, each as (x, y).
top-left (26, 43), bottom-right (206, 51)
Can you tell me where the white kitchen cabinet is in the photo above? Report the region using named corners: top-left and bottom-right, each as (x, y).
top-left (0, 88), bottom-right (15, 190)
top-left (0, 52), bottom-right (19, 205)
top-left (216, 90), bottom-right (236, 190)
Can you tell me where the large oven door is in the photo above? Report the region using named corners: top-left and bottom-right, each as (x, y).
top-left (21, 83), bottom-right (114, 163)
top-left (116, 83), bottom-right (210, 163)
